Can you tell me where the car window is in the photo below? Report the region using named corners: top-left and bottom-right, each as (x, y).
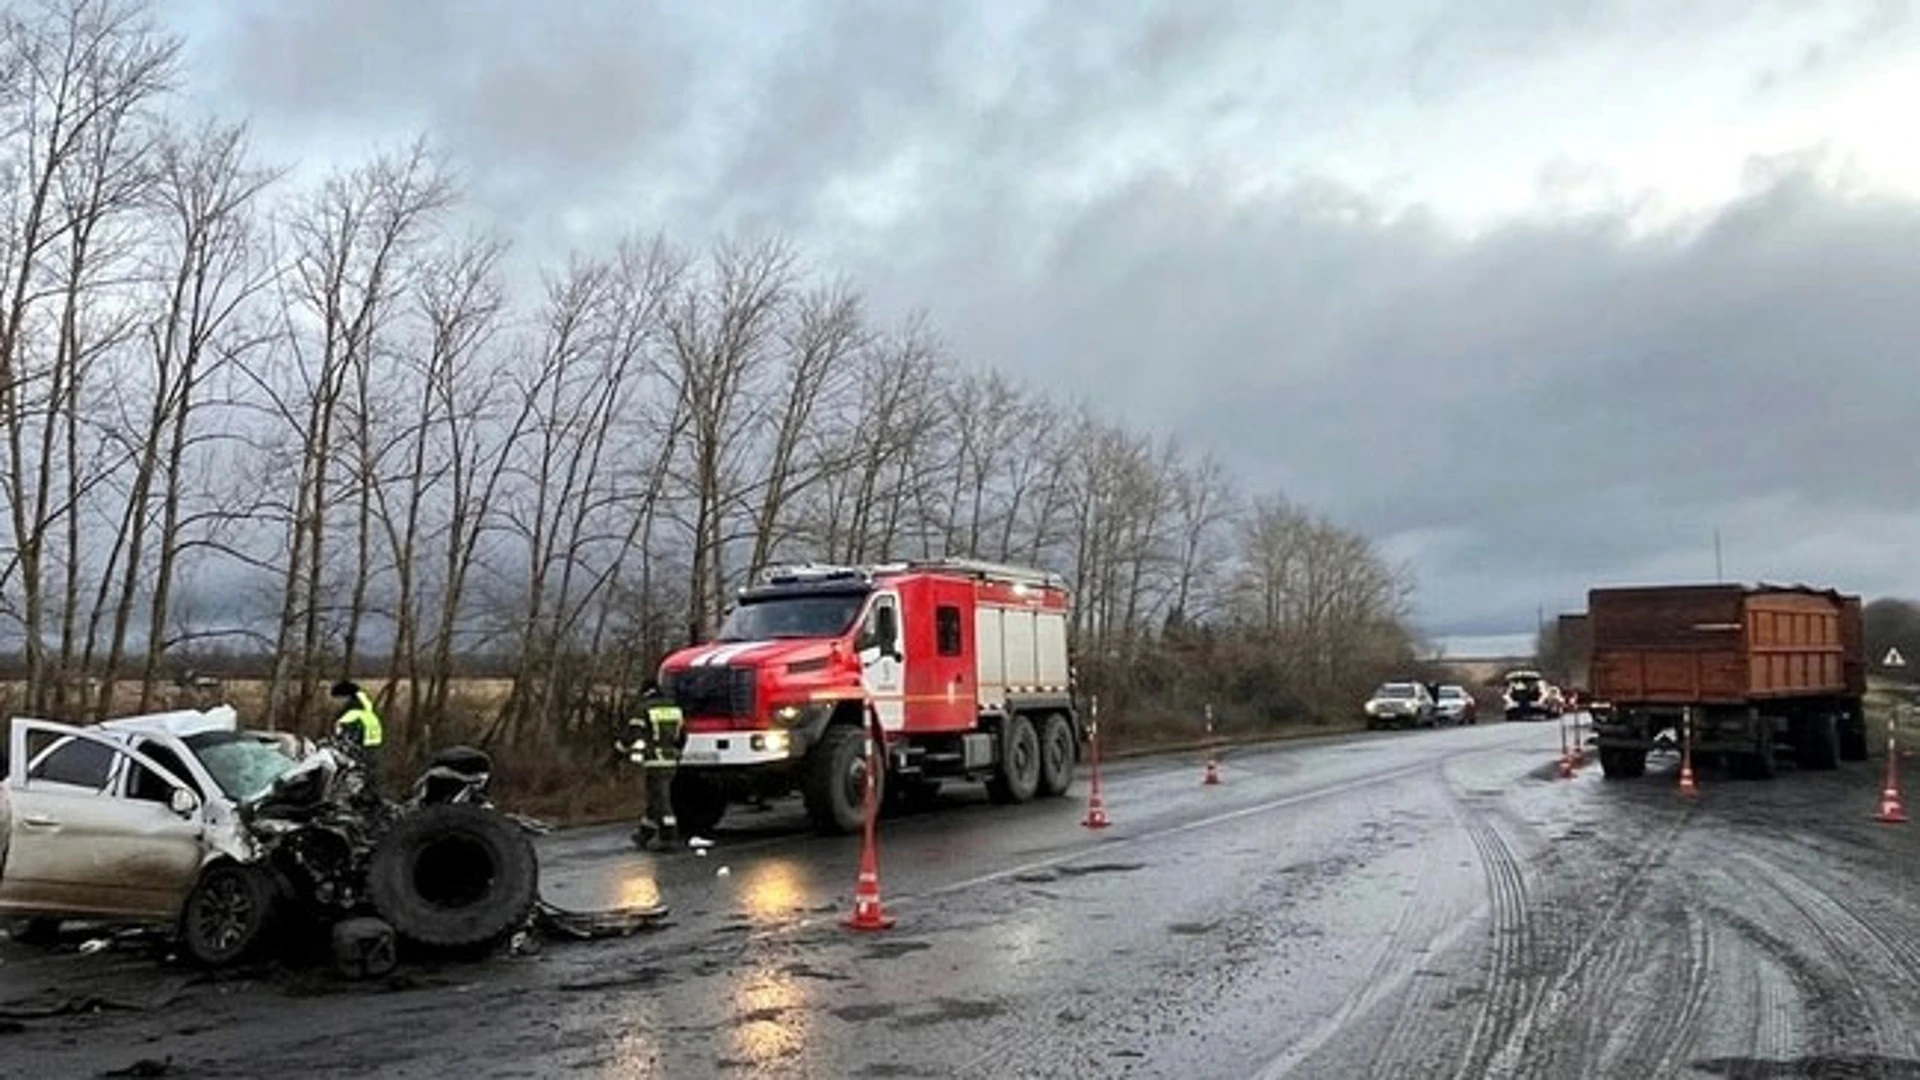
top-left (127, 741), bottom-right (204, 803)
top-left (28, 736), bottom-right (116, 790)
top-left (185, 731), bottom-right (300, 803)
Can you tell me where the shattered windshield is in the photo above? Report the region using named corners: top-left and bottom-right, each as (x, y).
top-left (716, 593), bottom-right (867, 642)
top-left (186, 731), bottom-right (301, 803)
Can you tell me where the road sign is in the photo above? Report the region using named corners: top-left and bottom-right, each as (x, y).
top-left (1887, 647), bottom-right (1909, 669)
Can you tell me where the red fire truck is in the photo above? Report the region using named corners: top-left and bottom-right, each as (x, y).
top-left (658, 559), bottom-right (1083, 836)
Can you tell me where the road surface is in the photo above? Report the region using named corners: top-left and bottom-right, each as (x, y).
top-left (6, 720), bottom-right (1920, 1078)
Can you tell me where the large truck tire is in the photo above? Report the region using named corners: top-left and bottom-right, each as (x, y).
top-left (987, 714), bottom-right (1042, 804)
top-left (671, 770), bottom-right (729, 840)
top-left (804, 725), bottom-right (877, 835)
top-left (1840, 707), bottom-right (1869, 762)
top-left (367, 804), bottom-right (537, 951)
top-left (1598, 748), bottom-right (1646, 779)
top-left (1794, 713), bottom-right (1841, 771)
top-left (179, 862), bottom-right (281, 967)
top-left (1036, 713), bottom-right (1076, 798)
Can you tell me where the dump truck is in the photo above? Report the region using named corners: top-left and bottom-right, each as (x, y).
top-left (1589, 584), bottom-right (1867, 779)
top-left (659, 559), bottom-right (1082, 836)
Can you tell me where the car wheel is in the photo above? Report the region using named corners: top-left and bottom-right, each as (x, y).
top-left (367, 804), bottom-right (539, 952)
top-left (180, 862), bottom-right (279, 967)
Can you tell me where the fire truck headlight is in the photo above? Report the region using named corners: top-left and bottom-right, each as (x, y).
top-left (750, 730), bottom-right (794, 756)
top-left (774, 705), bottom-right (803, 724)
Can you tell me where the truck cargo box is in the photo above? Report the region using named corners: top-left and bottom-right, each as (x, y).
top-left (1589, 584), bottom-right (1861, 707)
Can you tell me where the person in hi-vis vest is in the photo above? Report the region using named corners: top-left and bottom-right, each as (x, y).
top-left (619, 680), bottom-right (684, 850)
top-left (331, 679), bottom-right (386, 793)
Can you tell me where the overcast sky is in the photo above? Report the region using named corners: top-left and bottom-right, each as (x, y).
top-left (165, 0), bottom-right (1920, 656)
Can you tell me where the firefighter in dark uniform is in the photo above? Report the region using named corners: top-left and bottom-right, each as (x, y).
top-left (331, 679), bottom-right (386, 794)
top-left (620, 681), bottom-right (685, 851)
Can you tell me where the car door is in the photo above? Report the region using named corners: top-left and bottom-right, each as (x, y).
top-left (2, 721), bottom-right (208, 921)
top-left (858, 591), bottom-right (907, 731)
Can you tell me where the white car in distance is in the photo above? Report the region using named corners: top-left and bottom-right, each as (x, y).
top-left (1364, 682), bottom-right (1437, 730)
top-left (0, 706), bottom-right (305, 965)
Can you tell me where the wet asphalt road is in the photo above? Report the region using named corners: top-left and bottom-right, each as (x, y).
top-left (7, 719), bottom-right (1920, 1079)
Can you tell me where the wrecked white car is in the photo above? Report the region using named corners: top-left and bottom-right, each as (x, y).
top-left (0, 706), bottom-right (539, 967)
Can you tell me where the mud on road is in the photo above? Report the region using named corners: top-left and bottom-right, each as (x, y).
top-left (6, 722), bottom-right (1920, 1079)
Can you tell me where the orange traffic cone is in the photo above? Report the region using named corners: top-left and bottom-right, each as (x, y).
top-left (1203, 750), bottom-right (1222, 786)
top-left (1558, 750), bottom-right (1575, 780)
top-left (844, 839), bottom-right (895, 930)
top-left (845, 714), bottom-right (895, 931)
top-left (1083, 710), bottom-right (1111, 829)
top-left (1876, 736), bottom-right (1908, 824)
top-left (1677, 754), bottom-right (1699, 799)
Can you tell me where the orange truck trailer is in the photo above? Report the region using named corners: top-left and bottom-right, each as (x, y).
top-left (658, 559), bottom-right (1083, 836)
top-left (1589, 584), bottom-right (1867, 780)
top-left (1589, 584), bottom-right (1858, 776)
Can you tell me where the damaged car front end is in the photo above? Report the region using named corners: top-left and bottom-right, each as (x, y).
top-left (2, 708), bottom-right (542, 968)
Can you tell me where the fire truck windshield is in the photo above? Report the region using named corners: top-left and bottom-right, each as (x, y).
top-left (716, 592), bottom-right (868, 642)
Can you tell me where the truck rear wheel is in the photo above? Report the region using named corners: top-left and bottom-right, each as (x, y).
top-left (1599, 748), bottom-right (1646, 779)
top-left (987, 714), bottom-right (1041, 804)
top-left (804, 725), bottom-right (877, 835)
top-left (671, 770), bottom-right (729, 840)
top-left (1793, 713), bottom-right (1841, 771)
top-left (1840, 707), bottom-right (1869, 762)
top-left (1036, 713), bottom-right (1076, 798)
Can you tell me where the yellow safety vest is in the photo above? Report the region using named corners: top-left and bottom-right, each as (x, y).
top-left (643, 704), bottom-right (683, 768)
top-left (337, 690), bottom-right (385, 748)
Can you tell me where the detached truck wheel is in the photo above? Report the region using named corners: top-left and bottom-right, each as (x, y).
top-left (368, 804), bottom-right (537, 952)
top-left (1598, 748), bottom-right (1646, 779)
top-left (805, 725), bottom-right (877, 835)
top-left (986, 714), bottom-right (1042, 805)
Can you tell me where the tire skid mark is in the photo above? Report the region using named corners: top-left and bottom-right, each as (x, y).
top-left (1728, 849), bottom-right (1912, 1058)
top-left (1706, 898), bottom-right (1876, 1053)
top-left (1464, 801), bottom-right (1693, 1079)
top-left (1744, 832), bottom-right (1920, 999)
top-left (1647, 899), bottom-right (1716, 1077)
top-left (1451, 812), bottom-right (1534, 1080)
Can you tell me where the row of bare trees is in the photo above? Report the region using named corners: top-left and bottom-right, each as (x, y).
top-left (0, 0), bottom-right (1417, 745)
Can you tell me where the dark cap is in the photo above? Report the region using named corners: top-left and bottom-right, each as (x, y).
top-left (330, 680), bottom-right (359, 699)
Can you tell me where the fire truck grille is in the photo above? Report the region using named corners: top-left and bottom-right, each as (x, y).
top-left (669, 665), bottom-right (757, 719)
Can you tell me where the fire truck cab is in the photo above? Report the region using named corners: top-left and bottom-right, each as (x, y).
top-left (659, 559), bottom-right (1083, 836)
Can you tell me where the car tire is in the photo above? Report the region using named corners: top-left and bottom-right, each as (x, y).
top-left (179, 862), bottom-right (280, 967)
top-left (367, 804), bottom-right (538, 952)
top-left (986, 714), bottom-right (1042, 804)
top-left (804, 725), bottom-right (877, 835)
top-left (1036, 713), bottom-right (1076, 798)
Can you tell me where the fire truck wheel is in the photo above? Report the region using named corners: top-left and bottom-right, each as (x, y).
top-left (805, 725), bottom-right (877, 835)
top-left (987, 714), bottom-right (1042, 805)
top-left (1036, 713), bottom-right (1075, 798)
top-left (670, 771), bottom-right (729, 840)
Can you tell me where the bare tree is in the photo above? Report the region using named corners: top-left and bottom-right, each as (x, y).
top-left (0, 0), bottom-right (178, 711)
top-left (660, 237), bottom-right (794, 640)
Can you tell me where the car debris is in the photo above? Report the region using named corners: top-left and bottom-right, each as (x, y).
top-left (2, 707), bottom-right (667, 973)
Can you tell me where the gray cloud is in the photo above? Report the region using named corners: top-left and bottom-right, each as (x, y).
top-left (172, 0), bottom-right (1920, 646)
